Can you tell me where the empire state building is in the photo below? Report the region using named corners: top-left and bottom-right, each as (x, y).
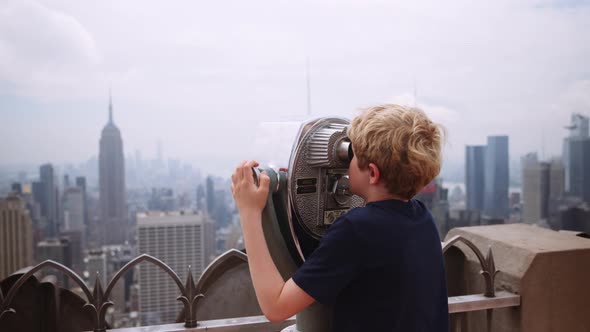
top-left (98, 95), bottom-right (128, 245)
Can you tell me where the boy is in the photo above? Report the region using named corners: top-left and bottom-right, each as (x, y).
top-left (231, 104), bottom-right (449, 331)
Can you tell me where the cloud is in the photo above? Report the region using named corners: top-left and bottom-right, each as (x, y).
top-left (0, 0), bottom-right (589, 177)
top-left (0, 0), bottom-right (102, 98)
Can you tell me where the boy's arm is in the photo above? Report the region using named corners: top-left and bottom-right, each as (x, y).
top-left (232, 160), bottom-right (315, 322)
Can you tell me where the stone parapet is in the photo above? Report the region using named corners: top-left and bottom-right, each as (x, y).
top-left (445, 224), bottom-right (590, 332)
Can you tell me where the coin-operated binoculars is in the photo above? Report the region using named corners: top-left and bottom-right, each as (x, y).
top-left (253, 118), bottom-right (365, 332)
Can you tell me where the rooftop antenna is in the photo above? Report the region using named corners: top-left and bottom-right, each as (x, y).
top-left (108, 87), bottom-right (113, 123)
top-left (306, 57), bottom-right (312, 117)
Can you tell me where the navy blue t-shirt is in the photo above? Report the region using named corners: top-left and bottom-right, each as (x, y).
top-left (292, 199), bottom-right (449, 332)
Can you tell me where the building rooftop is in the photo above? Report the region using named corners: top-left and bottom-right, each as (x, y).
top-left (137, 210), bottom-right (210, 226)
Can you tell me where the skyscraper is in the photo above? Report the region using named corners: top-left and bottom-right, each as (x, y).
top-left (75, 176), bottom-right (89, 228)
top-left (549, 158), bottom-right (565, 201)
top-left (522, 153), bottom-right (549, 224)
top-left (206, 176), bottom-right (215, 216)
top-left (196, 184), bottom-right (205, 213)
top-left (566, 137), bottom-right (590, 202)
top-left (563, 113), bottom-right (589, 194)
top-left (483, 136), bottom-right (509, 219)
top-left (0, 195), bottom-right (33, 280)
top-left (137, 211), bottom-right (215, 325)
top-left (63, 187), bottom-right (85, 232)
top-left (99, 94), bottom-right (128, 245)
top-left (465, 145), bottom-right (486, 211)
top-left (39, 164), bottom-right (58, 238)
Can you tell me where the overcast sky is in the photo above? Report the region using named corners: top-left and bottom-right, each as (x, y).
top-left (1, 0), bottom-right (589, 176)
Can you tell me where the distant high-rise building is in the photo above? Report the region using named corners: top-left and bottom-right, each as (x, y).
top-left (549, 158), bottom-right (565, 201)
top-left (0, 195), bottom-right (34, 280)
top-left (465, 145), bottom-right (486, 211)
top-left (99, 94), bottom-right (128, 245)
top-left (563, 113), bottom-right (589, 193)
top-left (564, 137), bottom-right (590, 202)
top-left (39, 164), bottom-right (58, 238)
top-left (137, 211), bottom-right (215, 325)
top-left (522, 154), bottom-right (565, 225)
top-left (11, 182), bottom-right (22, 195)
top-left (196, 184), bottom-right (205, 212)
top-left (63, 174), bottom-right (71, 189)
top-left (75, 176), bottom-right (89, 228)
top-left (522, 154), bottom-right (549, 224)
top-left (213, 189), bottom-right (230, 228)
top-left (87, 249), bottom-right (107, 286)
top-left (60, 230), bottom-right (84, 275)
top-left (63, 187), bottom-right (85, 232)
top-left (148, 188), bottom-right (175, 212)
top-left (206, 176), bottom-right (215, 216)
top-left (483, 136), bottom-right (509, 219)
top-left (36, 238), bottom-right (72, 287)
top-left (61, 187), bottom-right (86, 274)
top-left (414, 178), bottom-right (449, 238)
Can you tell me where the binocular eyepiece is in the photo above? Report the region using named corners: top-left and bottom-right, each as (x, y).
top-left (253, 118), bottom-right (364, 264)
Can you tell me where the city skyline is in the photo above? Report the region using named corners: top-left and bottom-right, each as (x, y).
top-left (1, 1), bottom-right (589, 177)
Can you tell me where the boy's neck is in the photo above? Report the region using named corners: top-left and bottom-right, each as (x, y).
top-left (362, 189), bottom-right (408, 204)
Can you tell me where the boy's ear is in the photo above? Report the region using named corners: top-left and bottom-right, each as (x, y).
top-left (368, 162), bottom-right (380, 185)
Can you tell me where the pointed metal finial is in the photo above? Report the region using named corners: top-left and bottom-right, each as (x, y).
top-left (177, 265), bottom-right (204, 328)
top-left (82, 271), bottom-right (112, 332)
top-left (481, 245), bottom-right (499, 297)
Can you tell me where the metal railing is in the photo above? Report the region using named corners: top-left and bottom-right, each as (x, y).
top-left (0, 254), bottom-right (204, 332)
top-left (0, 236), bottom-right (521, 332)
top-left (442, 235), bottom-right (521, 332)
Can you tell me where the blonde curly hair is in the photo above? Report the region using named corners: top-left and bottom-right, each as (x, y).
top-left (347, 104), bottom-right (445, 199)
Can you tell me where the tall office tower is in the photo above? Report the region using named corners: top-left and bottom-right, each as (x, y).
top-left (465, 145), bottom-right (486, 211)
top-left (213, 189), bottom-right (230, 228)
top-left (62, 187), bottom-right (86, 273)
top-left (63, 175), bottom-right (71, 189)
top-left (39, 164), bottom-right (58, 238)
top-left (63, 187), bottom-right (85, 232)
top-left (549, 158), bottom-right (565, 201)
top-left (206, 176), bottom-right (215, 216)
top-left (196, 184), bottom-right (205, 213)
top-left (563, 113), bottom-right (589, 194)
top-left (75, 176), bottom-right (89, 228)
top-left (99, 94), bottom-right (128, 245)
top-left (483, 136), bottom-right (509, 219)
top-left (414, 178), bottom-right (449, 238)
top-left (522, 154), bottom-right (565, 225)
top-left (563, 125), bottom-right (590, 203)
top-left (137, 211), bottom-right (215, 325)
top-left (31, 180), bottom-right (48, 245)
top-left (36, 238), bottom-right (72, 287)
top-left (522, 153), bottom-right (549, 224)
top-left (0, 195), bottom-right (33, 280)
top-left (11, 182), bottom-right (22, 194)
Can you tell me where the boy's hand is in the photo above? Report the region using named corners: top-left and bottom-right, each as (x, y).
top-left (231, 160), bottom-right (270, 218)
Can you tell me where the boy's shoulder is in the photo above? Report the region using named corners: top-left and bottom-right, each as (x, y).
top-left (338, 206), bottom-right (372, 225)
top-left (340, 199), bottom-right (431, 227)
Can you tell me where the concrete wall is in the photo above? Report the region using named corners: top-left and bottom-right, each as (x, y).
top-left (445, 224), bottom-right (590, 332)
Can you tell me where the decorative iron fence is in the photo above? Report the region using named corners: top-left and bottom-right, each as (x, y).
top-left (0, 236), bottom-right (520, 332)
